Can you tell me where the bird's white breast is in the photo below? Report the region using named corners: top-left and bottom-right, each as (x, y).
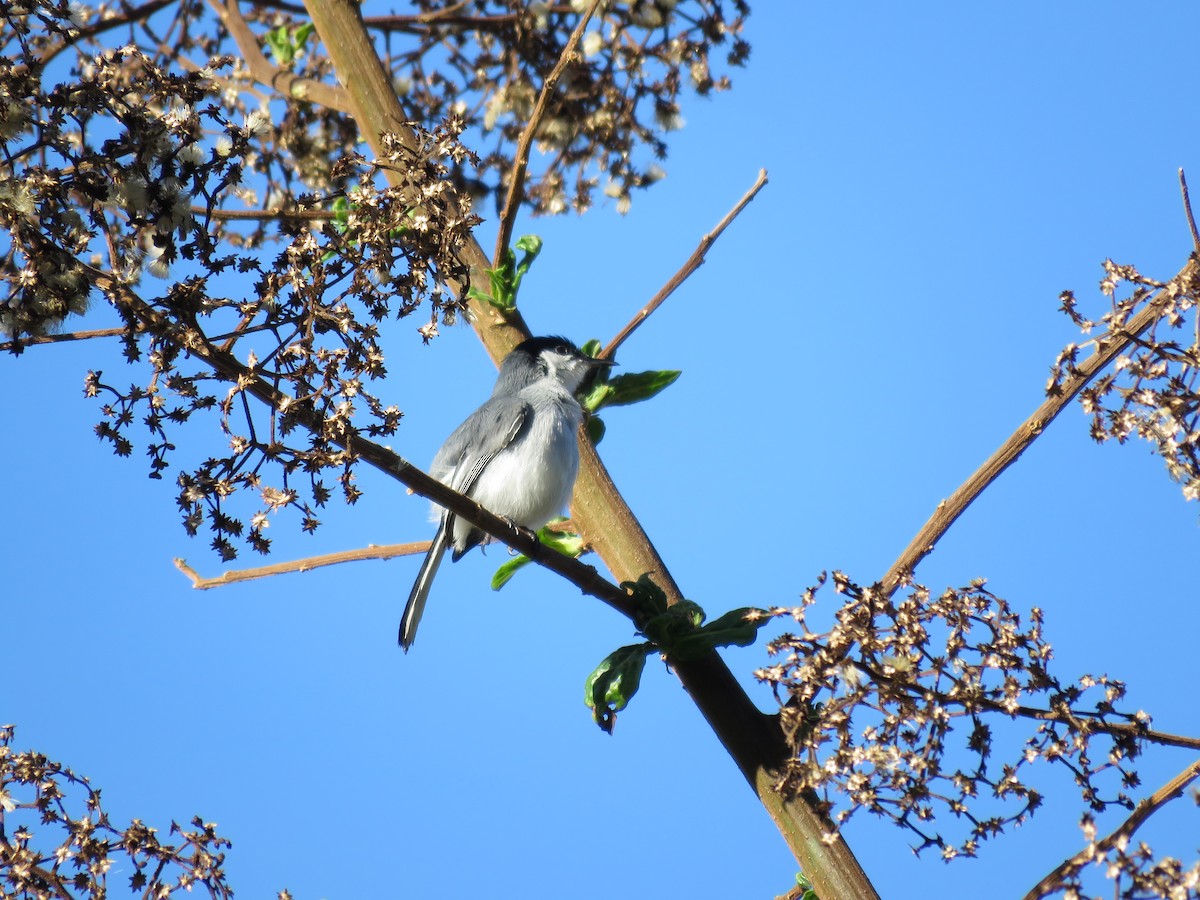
top-left (455, 389), bottom-right (582, 543)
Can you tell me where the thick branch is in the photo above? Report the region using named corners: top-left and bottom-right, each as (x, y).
top-left (880, 256), bottom-right (1200, 597)
top-left (236, 2), bottom-right (881, 895)
top-left (208, 0), bottom-right (353, 112)
top-left (1022, 756), bottom-right (1200, 900)
top-left (302, 0), bottom-right (530, 359)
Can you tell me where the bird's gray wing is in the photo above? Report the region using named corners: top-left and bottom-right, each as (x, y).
top-left (443, 396), bottom-right (531, 560)
top-left (429, 394), bottom-right (531, 490)
top-left (399, 396), bottom-right (530, 649)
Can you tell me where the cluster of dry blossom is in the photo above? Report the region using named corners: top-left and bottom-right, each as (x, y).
top-left (1053, 258), bottom-right (1200, 503)
top-left (758, 572), bottom-right (1200, 897)
top-left (6, 0), bottom-right (1200, 896)
top-left (0, 0), bottom-right (749, 559)
top-left (749, 259), bottom-right (1200, 895)
top-left (759, 575), bottom-right (1140, 855)
top-left (0, 726), bottom-right (252, 899)
top-left (367, 0), bottom-right (750, 214)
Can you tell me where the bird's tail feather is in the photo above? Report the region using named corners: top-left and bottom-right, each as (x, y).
top-left (400, 519), bottom-right (449, 652)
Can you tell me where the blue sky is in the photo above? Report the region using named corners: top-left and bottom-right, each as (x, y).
top-left (5, 3), bottom-right (1200, 898)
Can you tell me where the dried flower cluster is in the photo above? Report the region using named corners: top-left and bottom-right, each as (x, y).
top-left (0, 725), bottom-right (241, 898)
top-left (757, 574), bottom-right (1157, 860)
top-left (369, 0), bottom-right (751, 214)
top-left (1052, 259), bottom-right (1200, 503)
top-left (1033, 809), bottom-right (1200, 900)
top-left (2, 0), bottom-right (484, 557)
top-left (1, 0), bottom-right (748, 557)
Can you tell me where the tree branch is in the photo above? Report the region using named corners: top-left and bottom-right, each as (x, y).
top-left (174, 541), bottom-right (429, 589)
top-left (0, 327), bottom-right (127, 353)
top-left (84, 268), bottom-right (640, 621)
top-left (192, 205), bottom-right (337, 221)
top-left (216, 3), bottom-right (881, 894)
top-left (1022, 756), bottom-right (1200, 900)
top-left (867, 665), bottom-right (1200, 752)
top-left (173, 518), bottom-right (593, 590)
top-left (363, 10), bottom-right (523, 33)
top-left (880, 255), bottom-right (1200, 597)
top-left (600, 168), bottom-right (768, 359)
top-left (492, 0), bottom-right (602, 265)
top-left (207, 0), bottom-right (354, 112)
top-left (1180, 168), bottom-right (1200, 255)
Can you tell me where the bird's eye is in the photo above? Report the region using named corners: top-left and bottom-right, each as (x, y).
top-left (555, 344), bottom-right (569, 355)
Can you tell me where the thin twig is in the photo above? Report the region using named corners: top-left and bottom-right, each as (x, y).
top-left (1022, 756), bottom-right (1200, 900)
top-left (192, 206), bottom-right (336, 221)
top-left (174, 541), bottom-right (429, 589)
top-left (364, 10), bottom-right (519, 32)
top-left (1180, 168), bottom-right (1200, 254)
top-left (0, 327), bottom-right (126, 353)
top-left (600, 168), bottom-right (768, 360)
top-left (492, 0), bottom-right (603, 266)
top-left (174, 519), bottom-right (589, 589)
top-left (868, 667), bottom-right (1200, 751)
top-left (880, 255), bottom-right (1200, 597)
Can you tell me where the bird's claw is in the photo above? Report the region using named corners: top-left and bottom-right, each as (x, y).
top-left (503, 517), bottom-right (539, 543)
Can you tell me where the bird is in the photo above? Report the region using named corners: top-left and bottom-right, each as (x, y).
top-left (399, 336), bottom-right (614, 651)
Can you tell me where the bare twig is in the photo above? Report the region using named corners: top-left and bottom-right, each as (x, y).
top-left (492, 0), bottom-right (603, 266)
top-left (1180, 168), bottom-right (1200, 254)
top-left (192, 206), bottom-right (336, 221)
top-left (880, 255), bottom-right (1200, 597)
top-left (1022, 756), bottom-right (1200, 900)
top-left (175, 541), bottom-right (429, 589)
top-left (173, 515), bottom-right (597, 589)
top-left (174, 518), bottom-right (593, 588)
top-left (600, 168), bottom-right (768, 360)
top-left (364, 11), bottom-right (520, 32)
top-left (0, 327), bottom-right (126, 353)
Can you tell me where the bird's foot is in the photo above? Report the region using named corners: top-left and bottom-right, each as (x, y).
top-left (502, 517), bottom-right (540, 543)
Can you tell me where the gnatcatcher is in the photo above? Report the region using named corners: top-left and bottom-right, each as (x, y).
top-left (399, 336), bottom-right (614, 651)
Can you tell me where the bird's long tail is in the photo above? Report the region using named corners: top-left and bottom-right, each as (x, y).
top-left (400, 517), bottom-right (449, 651)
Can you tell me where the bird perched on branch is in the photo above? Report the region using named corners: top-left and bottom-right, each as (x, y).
top-left (400, 336), bottom-right (613, 651)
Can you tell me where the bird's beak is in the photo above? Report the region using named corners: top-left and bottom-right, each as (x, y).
top-left (588, 356), bottom-right (616, 368)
